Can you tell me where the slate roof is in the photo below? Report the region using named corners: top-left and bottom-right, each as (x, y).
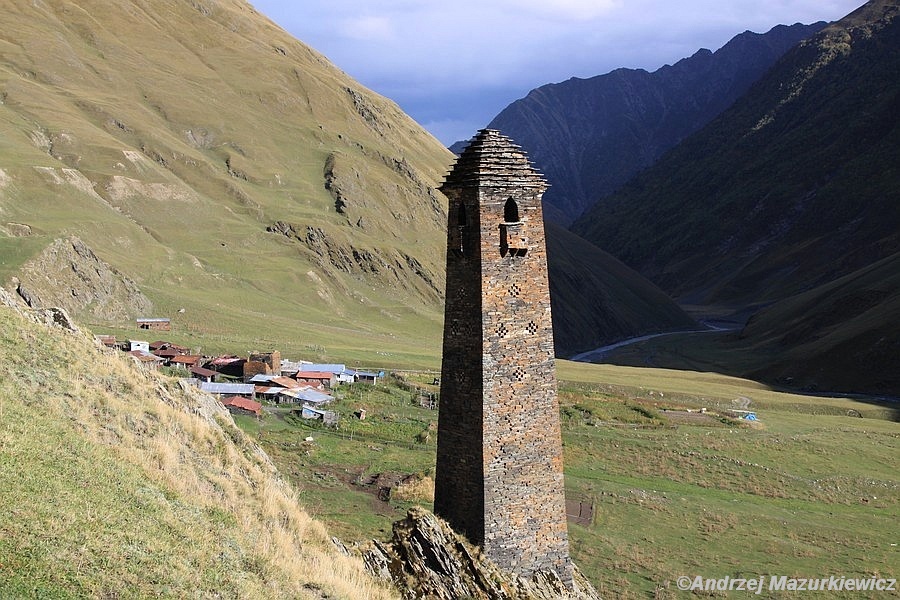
top-left (440, 129), bottom-right (547, 191)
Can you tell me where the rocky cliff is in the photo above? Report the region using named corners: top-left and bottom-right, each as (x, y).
top-left (9, 236), bottom-right (153, 322)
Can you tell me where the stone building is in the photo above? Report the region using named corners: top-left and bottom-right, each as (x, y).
top-left (434, 129), bottom-right (573, 587)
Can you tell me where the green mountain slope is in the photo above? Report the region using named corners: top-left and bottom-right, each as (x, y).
top-left (0, 0), bottom-right (452, 364)
top-left (0, 0), bottom-right (701, 365)
top-left (573, 0), bottom-right (900, 308)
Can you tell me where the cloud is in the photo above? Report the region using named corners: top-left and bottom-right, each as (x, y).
top-left (496, 0), bottom-right (621, 21)
top-left (251, 0), bottom-right (865, 144)
top-left (336, 15), bottom-right (395, 42)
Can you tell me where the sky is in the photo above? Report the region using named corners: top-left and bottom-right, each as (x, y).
top-left (250, 0), bottom-right (864, 145)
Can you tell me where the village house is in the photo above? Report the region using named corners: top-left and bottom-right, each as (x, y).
top-left (129, 340), bottom-right (150, 353)
top-left (301, 363), bottom-right (356, 384)
top-left (295, 370), bottom-right (335, 389)
top-left (200, 382), bottom-right (255, 399)
top-left (298, 405), bottom-right (338, 426)
top-left (243, 351), bottom-right (282, 381)
top-left (290, 387), bottom-right (334, 406)
top-left (190, 365), bottom-right (218, 382)
top-left (95, 334), bottom-right (117, 349)
top-left (355, 370), bottom-right (382, 385)
top-left (136, 317), bottom-right (171, 331)
top-left (128, 349), bottom-right (164, 370)
top-left (170, 355), bottom-right (201, 369)
top-left (221, 396), bottom-right (262, 417)
top-left (205, 356), bottom-right (246, 379)
top-left (149, 340), bottom-right (188, 353)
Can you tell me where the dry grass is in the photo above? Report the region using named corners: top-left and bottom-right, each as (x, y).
top-left (392, 475), bottom-right (435, 504)
top-left (0, 304), bottom-right (398, 599)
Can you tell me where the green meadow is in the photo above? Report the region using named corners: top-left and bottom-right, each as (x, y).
top-left (237, 362), bottom-right (898, 598)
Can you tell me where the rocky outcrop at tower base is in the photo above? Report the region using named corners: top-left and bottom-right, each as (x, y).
top-left (363, 508), bottom-right (601, 600)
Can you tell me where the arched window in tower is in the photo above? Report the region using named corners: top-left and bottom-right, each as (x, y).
top-left (504, 198), bottom-right (520, 223)
top-left (451, 201), bottom-right (467, 255)
top-left (500, 198), bottom-right (528, 257)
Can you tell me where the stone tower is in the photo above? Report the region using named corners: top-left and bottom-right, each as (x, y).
top-left (434, 129), bottom-right (573, 587)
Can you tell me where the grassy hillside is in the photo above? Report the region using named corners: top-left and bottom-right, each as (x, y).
top-left (739, 251), bottom-right (900, 395)
top-left (557, 363), bottom-right (897, 597)
top-left (0, 297), bottom-right (397, 598)
top-left (3, 284), bottom-right (896, 598)
top-left (0, 0), bottom-right (453, 365)
top-left (0, 0), bottom-right (703, 367)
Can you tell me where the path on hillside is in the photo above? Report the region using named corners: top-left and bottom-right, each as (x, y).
top-left (569, 322), bottom-right (735, 363)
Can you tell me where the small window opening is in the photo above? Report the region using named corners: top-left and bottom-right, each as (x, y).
top-left (452, 202), bottom-right (467, 255)
top-left (500, 198), bottom-right (527, 257)
top-left (504, 198), bottom-right (520, 223)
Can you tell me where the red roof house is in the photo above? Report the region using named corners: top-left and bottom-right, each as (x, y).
top-left (221, 396), bottom-right (262, 417)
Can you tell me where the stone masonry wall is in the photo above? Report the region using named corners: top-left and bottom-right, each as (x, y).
top-left (435, 185), bottom-right (485, 544)
top-left (435, 130), bottom-right (573, 588)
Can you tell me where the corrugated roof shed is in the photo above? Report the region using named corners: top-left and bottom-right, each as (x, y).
top-left (190, 365), bottom-right (217, 378)
top-left (249, 374), bottom-right (277, 383)
top-left (254, 386), bottom-right (282, 396)
top-left (271, 376), bottom-right (302, 389)
top-left (170, 355), bottom-right (201, 365)
top-left (201, 382), bottom-right (254, 395)
top-left (128, 350), bottom-right (163, 363)
top-left (296, 371), bottom-right (336, 379)
top-left (301, 363), bottom-right (347, 374)
top-left (295, 388), bottom-right (334, 404)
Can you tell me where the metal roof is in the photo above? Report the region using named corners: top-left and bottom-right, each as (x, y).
top-left (190, 366), bottom-right (217, 378)
top-left (201, 382), bottom-right (254, 395)
top-left (128, 350), bottom-right (163, 362)
top-left (296, 371), bottom-right (336, 379)
top-left (209, 356), bottom-right (245, 366)
top-left (271, 376), bottom-right (302, 389)
top-left (295, 389), bottom-right (334, 403)
top-left (248, 374), bottom-right (277, 383)
top-left (170, 355), bottom-right (201, 364)
top-left (222, 396), bottom-right (262, 413)
top-left (301, 363), bottom-right (347, 374)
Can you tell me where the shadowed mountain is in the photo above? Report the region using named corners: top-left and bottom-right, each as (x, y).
top-left (572, 0), bottom-right (900, 396)
top-left (545, 223), bottom-right (699, 357)
top-left (573, 0), bottom-right (900, 309)
top-left (738, 251), bottom-right (900, 396)
top-left (482, 22), bottom-right (825, 225)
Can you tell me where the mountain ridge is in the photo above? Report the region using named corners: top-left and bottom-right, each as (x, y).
top-left (480, 22), bottom-right (826, 224)
top-left (572, 0), bottom-right (900, 306)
